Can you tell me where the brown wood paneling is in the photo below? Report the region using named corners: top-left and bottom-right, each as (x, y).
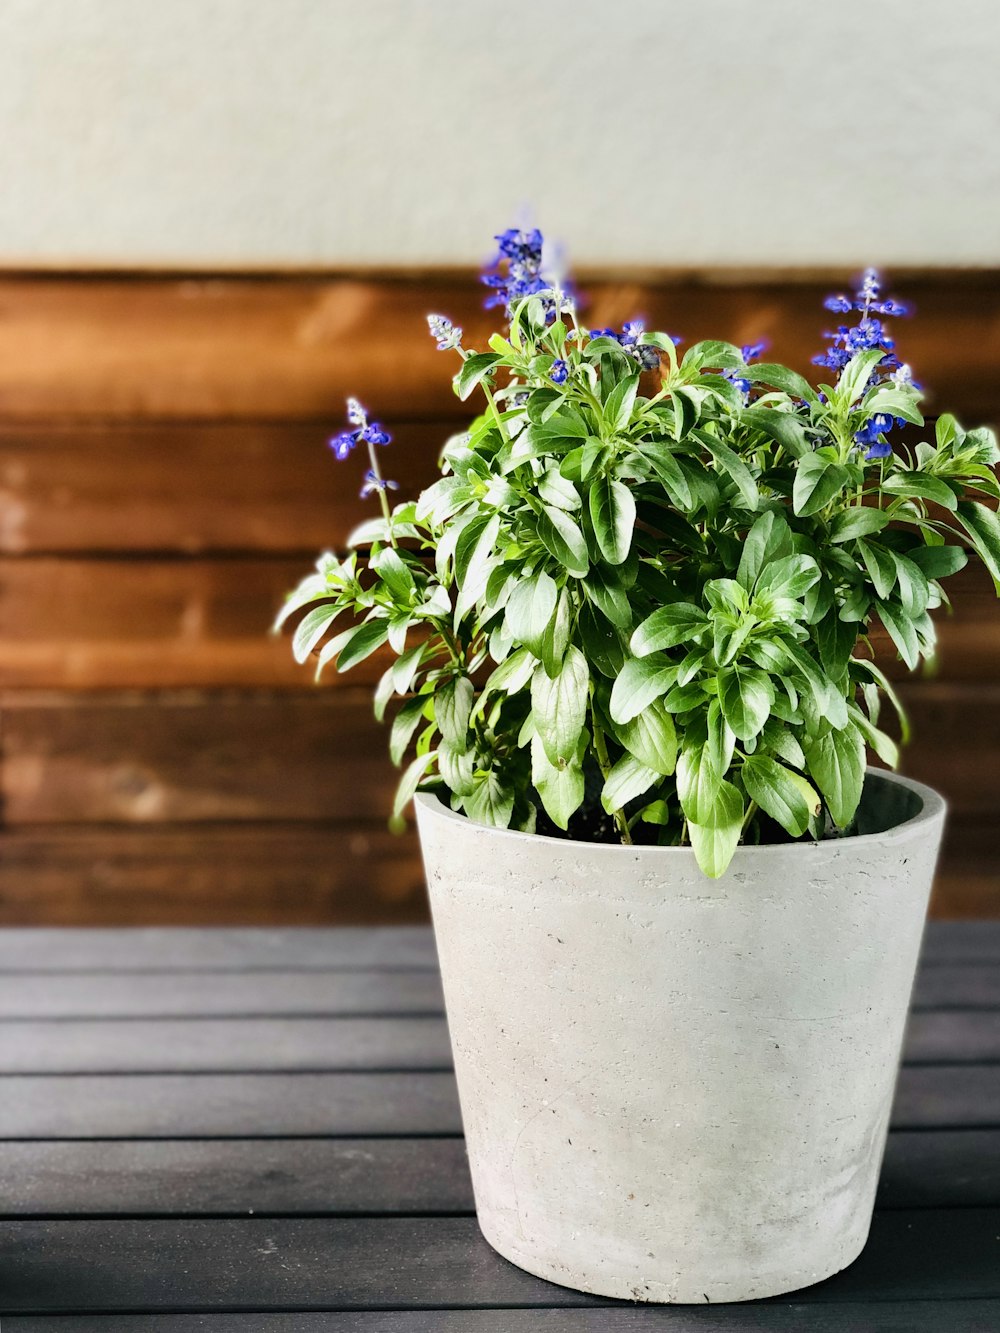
top-left (0, 273), bottom-right (995, 421)
top-left (0, 269), bottom-right (997, 922)
top-left (0, 556), bottom-right (393, 689)
top-left (2, 683), bottom-right (997, 827)
top-left (0, 690), bottom-right (396, 824)
top-left (0, 823), bottom-right (426, 926)
top-left (0, 420), bottom-right (448, 555)
top-left (2, 556), bottom-right (995, 690)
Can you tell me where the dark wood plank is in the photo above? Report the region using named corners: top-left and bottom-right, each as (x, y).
top-left (9, 1309), bottom-right (1000, 1333)
top-left (0, 1073), bottom-right (463, 1138)
top-left (0, 420), bottom-right (445, 556)
top-left (0, 1129), bottom-right (994, 1218)
top-left (912, 964), bottom-right (1000, 1009)
top-left (920, 921), bottom-right (1000, 962)
top-left (0, 923), bottom-right (987, 974)
top-left (902, 1011), bottom-right (1000, 1063)
top-left (0, 272), bottom-right (995, 422)
top-left (0, 1010), bottom-right (991, 1075)
top-left (0, 969), bottom-right (445, 1017)
top-left (0, 691), bottom-right (398, 824)
top-left (0, 959), bottom-right (988, 1018)
top-left (0, 927), bottom-right (439, 971)
top-left (0, 826), bottom-right (428, 926)
top-left (1, 1211), bottom-right (999, 1312)
top-left (0, 1066), bottom-right (993, 1139)
top-left (0, 1017), bottom-right (454, 1074)
top-left (893, 1066), bottom-right (1000, 1127)
top-left (0, 1138), bottom-right (472, 1217)
top-left (878, 1130), bottom-right (1000, 1209)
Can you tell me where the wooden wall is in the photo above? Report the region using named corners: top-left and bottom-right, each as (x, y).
top-left (0, 270), bottom-right (998, 923)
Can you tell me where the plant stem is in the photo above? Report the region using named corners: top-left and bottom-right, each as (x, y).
top-left (365, 438), bottom-right (396, 548)
top-left (590, 690), bottom-right (632, 846)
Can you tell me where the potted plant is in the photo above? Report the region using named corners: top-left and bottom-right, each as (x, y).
top-left (277, 229), bottom-right (999, 1303)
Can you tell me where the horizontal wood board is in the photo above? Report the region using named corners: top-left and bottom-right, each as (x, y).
top-left (0, 924), bottom-right (996, 1320)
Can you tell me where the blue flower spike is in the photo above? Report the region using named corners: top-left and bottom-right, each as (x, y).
top-left (550, 358), bottom-right (569, 385)
top-left (427, 314), bottom-right (463, 351)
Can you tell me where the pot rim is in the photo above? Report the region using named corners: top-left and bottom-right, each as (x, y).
top-left (414, 767), bottom-right (945, 859)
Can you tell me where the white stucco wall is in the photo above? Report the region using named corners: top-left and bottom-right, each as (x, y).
top-left (0, 0), bottom-right (997, 269)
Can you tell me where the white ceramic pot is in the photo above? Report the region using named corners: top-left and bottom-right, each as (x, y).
top-left (415, 770), bottom-right (945, 1304)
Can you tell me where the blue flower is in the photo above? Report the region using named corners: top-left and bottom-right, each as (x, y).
top-left (814, 268), bottom-right (911, 385)
top-left (329, 430), bottom-right (357, 461)
top-left (481, 226), bottom-right (548, 314)
top-left (427, 314), bottom-right (463, 351)
top-left (361, 423), bottom-right (391, 446)
top-left (589, 327), bottom-right (617, 339)
top-left (620, 319), bottom-right (644, 348)
top-left (360, 470), bottom-right (400, 498)
top-left (550, 358), bottom-right (569, 385)
top-left (854, 412), bottom-right (895, 461)
top-left (329, 399), bottom-right (392, 460)
top-left (723, 339), bottom-right (767, 399)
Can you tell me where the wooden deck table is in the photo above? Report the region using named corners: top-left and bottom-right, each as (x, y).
top-left (0, 923), bottom-right (997, 1328)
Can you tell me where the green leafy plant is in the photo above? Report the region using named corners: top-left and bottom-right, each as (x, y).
top-left (276, 229), bottom-right (1000, 877)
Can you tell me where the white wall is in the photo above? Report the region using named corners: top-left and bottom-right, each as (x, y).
top-left (0, 0), bottom-right (997, 269)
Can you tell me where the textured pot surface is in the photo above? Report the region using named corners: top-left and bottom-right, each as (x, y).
top-left (415, 770), bottom-right (945, 1304)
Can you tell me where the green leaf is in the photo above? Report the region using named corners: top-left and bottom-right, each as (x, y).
top-left (531, 645), bottom-right (589, 765)
top-left (438, 741), bottom-right (476, 797)
top-left (699, 435), bottom-right (759, 509)
top-left (534, 503), bottom-right (590, 577)
top-left (681, 339), bottom-right (745, 372)
top-left (858, 539), bottom-right (898, 600)
top-left (373, 548), bottom-right (416, 601)
top-left (601, 755), bottom-right (660, 814)
top-left (335, 619), bottom-right (390, 672)
top-left (793, 453), bottom-right (847, 517)
top-left (465, 769), bottom-right (515, 829)
top-left (688, 780), bottom-right (745, 879)
top-left (537, 586), bottom-right (572, 677)
top-left (956, 500), bottom-right (1000, 591)
top-left (392, 750), bottom-right (437, 819)
top-left (612, 702), bottom-right (677, 775)
top-left (743, 363), bottom-right (819, 402)
top-left (742, 755), bottom-right (819, 838)
top-left (603, 374), bottom-right (640, 433)
top-left (908, 544), bottom-right (968, 579)
top-left (635, 442), bottom-right (693, 507)
top-left (389, 695), bottom-right (429, 766)
top-left (802, 723), bottom-right (866, 829)
top-left (455, 352), bottom-right (503, 401)
top-left (609, 657), bottom-right (677, 723)
top-left (578, 603), bottom-right (626, 678)
top-left (675, 745), bottom-right (723, 825)
top-left (877, 600), bottom-right (921, 669)
top-left (828, 507), bottom-right (891, 542)
top-left (454, 513), bottom-right (501, 620)
top-left (863, 387), bottom-right (924, 426)
top-left (743, 406), bottom-right (814, 457)
top-left (436, 677), bottom-right (474, 746)
top-left (531, 733), bottom-right (585, 830)
top-left (584, 562), bottom-right (633, 629)
top-left (504, 572), bottom-right (558, 657)
top-left (737, 510), bottom-right (794, 590)
top-left (837, 349), bottom-right (887, 405)
top-left (755, 554), bottom-right (821, 601)
top-left (719, 665), bottom-right (774, 741)
top-left (631, 602), bottom-right (709, 655)
top-left (292, 604), bottom-right (342, 664)
top-left (882, 471), bottom-right (958, 511)
top-left (589, 475), bottom-right (636, 565)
